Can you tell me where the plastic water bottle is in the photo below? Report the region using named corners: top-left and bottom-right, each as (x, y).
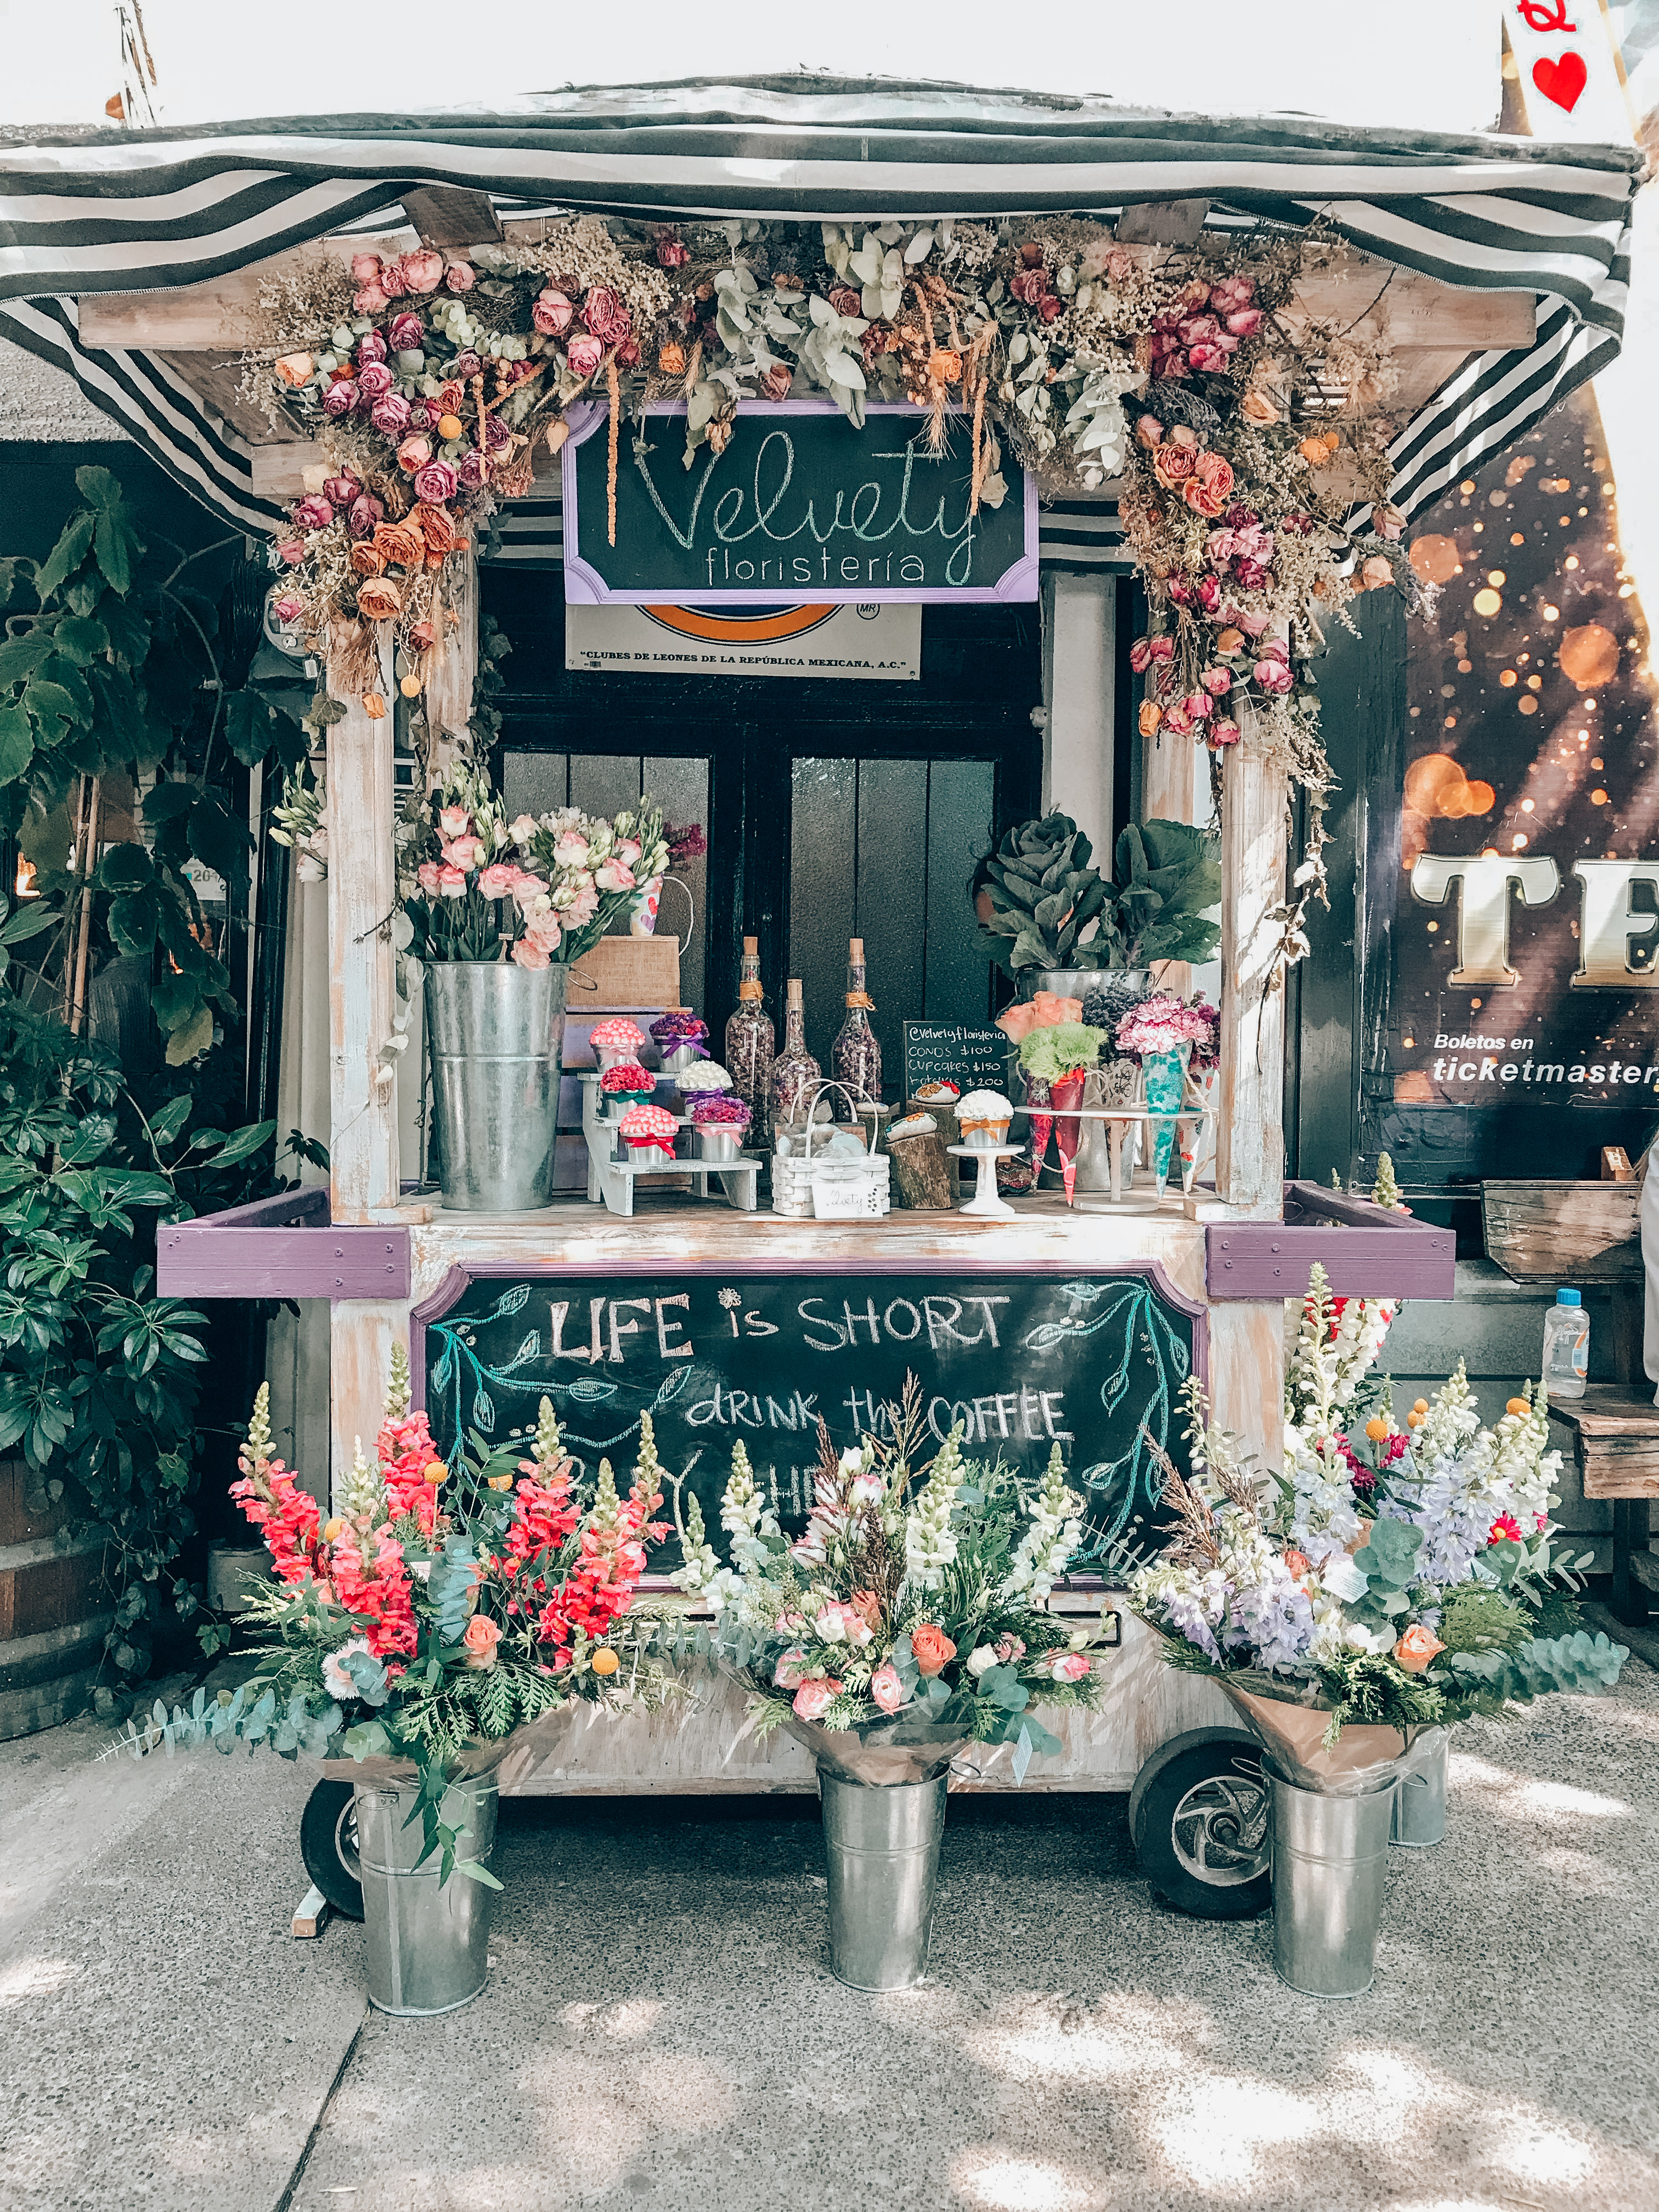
top-left (1541, 1288), bottom-right (1589, 1401)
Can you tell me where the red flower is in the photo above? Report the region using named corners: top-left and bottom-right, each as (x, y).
top-left (1009, 266), bottom-right (1049, 307)
top-left (1489, 1514), bottom-right (1524, 1545)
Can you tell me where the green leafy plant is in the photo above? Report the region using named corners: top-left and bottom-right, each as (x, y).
top-left (975, 812), bottom-right (1220, 978)
top-left (1017, 1023), bottom-right (1107, 1085)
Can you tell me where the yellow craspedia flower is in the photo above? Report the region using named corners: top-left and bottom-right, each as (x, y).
top-left (590, 1647), bottom-right (620, 1677)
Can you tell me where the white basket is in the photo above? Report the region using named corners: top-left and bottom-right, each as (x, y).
top-left (772, 1153), bottom-right (819, 1217)
top-left (810, 1154), bottom-right (891, 1220)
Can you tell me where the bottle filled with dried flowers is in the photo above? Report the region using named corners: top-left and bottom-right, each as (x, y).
top-left (725, 936), bottom-right (775, 1137)
top-left (769, 977), bottom-right (821, 1137)
top-left (829, 937), bottom-right (882, 1118)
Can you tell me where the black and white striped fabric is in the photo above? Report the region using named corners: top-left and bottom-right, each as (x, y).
top-left (0, 85), bottom-right (1637, 546)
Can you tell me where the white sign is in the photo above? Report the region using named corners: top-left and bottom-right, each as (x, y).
top-left (565, 602), bottom-right (921, 681)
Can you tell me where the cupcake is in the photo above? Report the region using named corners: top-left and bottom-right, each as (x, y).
top-left (617, 1101), bottom-right (680, 1163)
top-left (600, 1060), bottom-right (657, 1115)
top-left (957, 1088), bottom-right (1014, 1148)
top-left (590, 1016), bottom-right (646, 1070)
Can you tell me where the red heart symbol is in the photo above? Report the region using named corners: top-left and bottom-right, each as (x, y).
top-left (1532, 51), bottom-right (1588, 111)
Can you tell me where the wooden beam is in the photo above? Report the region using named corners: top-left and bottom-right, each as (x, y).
top-left (1215, 738), bottom-right (1287, 1218)
top-left (401, 186), bottom-right (503, 250)
top-left (78, 233), bottom-right (413, 350)
top-left (250, 442), bottom-right (329, 498)
top-left (157, 352), bottom-right (302, 445)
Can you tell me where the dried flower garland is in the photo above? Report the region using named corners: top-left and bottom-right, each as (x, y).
top-left (248, 215), bottom-right (1419, 969)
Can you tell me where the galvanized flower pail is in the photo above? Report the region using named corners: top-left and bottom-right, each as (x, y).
top-left (353, 1775), bottom-right (499, 2016)
top-left (1266, 1758), bottom-right (1399, 1997)
top-left (1389, 1726), bottom-right (1449, 1848)
top-left (819, 1771), bottom-right (947, 1991)
top-left (425, 961), bottom-right (566, 1212)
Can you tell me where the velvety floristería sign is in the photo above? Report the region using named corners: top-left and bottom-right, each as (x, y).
top-left (561, 399), bottom-right (1038, 605)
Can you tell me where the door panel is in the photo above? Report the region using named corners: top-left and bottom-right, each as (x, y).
top-left (855, 757), bottom-right (928, 1086)
top-left (922, 758), bottom-right (997, 1022)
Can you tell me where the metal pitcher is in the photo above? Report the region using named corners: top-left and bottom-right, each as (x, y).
top-left (1267, 1759), bottom-right (1398, 1997)
top-left (1390, 1728), bottom-right (1449, 1848)
top-left (819, 1770), bottom-right (946, 1991)
top-left (353, 1776), bottom-right (499, 2016)
top-left (425, 961), bottom-right (567, 1212)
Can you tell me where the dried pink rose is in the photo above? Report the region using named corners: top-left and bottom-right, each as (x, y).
top-left (349, 252), bottom-right (383, 287)
top-left (1209, 718), bottom-right (1242, 747)
top-left (444, 262), bottom-right (475, 292)
top-left (566, 333), bottom-right (605, 380)
top-left (413, 460), bottom-right (459, 505)
top-left (292, 495), bottom-right (334, 533)
top-left (1253, 656), bottom-right (1295, 695)
top-left (399, 250), bottom-right (444, 296)
top-left (274, 594), bottom-right (304, 624)
top-left (275, 539), bottom-right (307, 567)
top-left (656, 231), bottom-right (690, 269)
top-left (353, 286), bottom-right (389, 315)
top-left (388, 312), bottom-right (425, 354)
top-left (356, 330), bottom-right (387, 365)
top-left (321, 474), bottom-right (358, 506)
top-left (355, 360), bottom-right (393, 400)
top-left (454, 349), bottom-right (482, 380)
top-left (378, 260), bottom-right (408, 300)
top-left (760, 363), bottom-right (793, 402)
top-left (1008, 265), bottom-right (1049, 306)
top-left (533, 289), bottom-right (575, 337)
top-left (371, 393), bottom-right (411, 438)
top-left (459, 450), bottom-right (487, 489)
top-left (347, 492), bottom-right (384, 539)
top-left (396, 435), bottom-right (433, 475)
top-left (581, 286), bottom-right (632, 346)
top-left (323, 380), bottom-right (357, 417)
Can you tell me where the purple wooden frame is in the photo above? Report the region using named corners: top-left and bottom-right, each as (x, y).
top-left (155, 1188), bottom-right (411, 1302)
top-left (1205, 1182), bottom-right (1455, 1301)
top-left (560, 397), bottom-right (1040, 606)
top-left (409, 1257), bottom-right (1209, 1414)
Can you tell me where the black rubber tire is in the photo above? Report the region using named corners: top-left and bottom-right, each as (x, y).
top-left (300, 1779), bottom-right (365, 1921)
top-left (1132, 1739), bottom-right (1272, 1920)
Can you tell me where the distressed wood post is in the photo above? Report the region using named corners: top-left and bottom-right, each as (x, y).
top-left (326, 668), bottom-right (402, 1503)
top-left (1208, 737), bottom-right (1290, 1475)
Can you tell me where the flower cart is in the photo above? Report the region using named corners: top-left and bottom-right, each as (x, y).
top-left (10, 86), bottom-right (1638, 1960)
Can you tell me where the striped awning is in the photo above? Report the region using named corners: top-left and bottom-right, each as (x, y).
top-left (0, 84), bottom-right (1639, 541)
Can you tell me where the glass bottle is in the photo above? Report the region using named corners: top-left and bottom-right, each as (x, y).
top-left (724, 936), bottom-right (775, 1133)
top-left (830, 936), bottom-right (882, 1118)
top-left (769, 977), bottom-right (821, 1137)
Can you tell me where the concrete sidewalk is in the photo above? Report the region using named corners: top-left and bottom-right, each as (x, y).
top-left (3, 1661), bottom-right (1657, 2212)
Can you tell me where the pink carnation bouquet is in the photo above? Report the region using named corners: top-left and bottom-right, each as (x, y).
top-left (1113, 994), bottom-right (1218, 1063)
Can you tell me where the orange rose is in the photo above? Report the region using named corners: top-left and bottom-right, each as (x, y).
top-left (356, 577), bottom-right (402, 621)
top-left (373, 519), bottom-right (426, 569)
top-left (1360, 555), bottom-right (1395, 590)
top-left (1183, 451), bottom-right (1235, 520)
top-left (1139, 699), bottom-right (1163, 738)
top-left (414, 504), bottom-right (460, 555)
top-left (928, 348), bottom-right (962, 384)
top-left (911, 1624), bottom-right (956, 1678)
top-left (1153, 441), bottom-right (1198, 489)
top-left (1240, 386), bottom-right (1279, 426)
top-left (462, 1615), bottom-right (502, 1670)
top-left (361, 691), bottom-right (388, 719)
top-left (849, 1588), bottom-right (884, 1633)
top-left (274, 352), bottom-right (314, 387)
top-left (1283, 1549), bottom-right (1311, 1581)
top-left (1299, 436), bottom-right (1331, 466)
top-left (658, 340), bottom-right (687, 377)
top-left (1393, 1624), bottom-right (1446, 1674)
top-left (348, 542), bottom-right (387, 578)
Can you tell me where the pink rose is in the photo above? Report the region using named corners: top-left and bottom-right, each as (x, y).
top-left (1225, 308), bottom-right (1263, 338)
top-left (1181, 691), bottom-right (1214, 721)
top-left (1254, 657), bottom-right (1295, 695)
top-left (1166, 580), bottom-right (1192, 606)
top-left (356, 330), bottom-right (387, 365)
top-left (595, 861), bottom-right (635, 894)
top-left (417, 861), bottom-right (442, 894)
top-left (414, 461), bottom-right (459, 506)
top-left (828, 285), bottom-right (862, 319)
top-left (478, 864), bottom-right (517, 898)
top-left (276, 540), bottom-right (307, 567)
top-left (396, 435), bottom-right (432, 475)
top-left (323, 380), bottom-right (358, 417)
top-left (349, 252), bottom-right (383, 287)
top-left (1163, 702), bottom-right (1196, 736)
top-left (1209, 718), bottom-right (1242, 747)
top-left (1195, 575), bottom-right (1222, 613)
top-left (581, 286), bottom-right (632, 346)
top-left (459, 450), bottom-right (487, 490)
top-left (445, 262), bottom-right (476, 292)
top-left (566, 333), bottom-right (605, 380)
top-left (760, 363), bottom-right (793, 402)
top-left (774, 1647), bottom-right (808, 1690)
top-left (1178, 315), bottom-right (1221, 348)
top-left (1039, 294), bottom-right (1062, 323)
top-left (511, 936), bottom-right (551, 970)
top-left (462, 1616), bottom-right (501, 1670)
top-left (1209, 274), bottom-right (1256, 315)
top-left (1188, 342), bottom-right (1228, 373)
top-left (353, 286), bottom-right (388, 315)
top-left (1148, 636), bottom-right (1175, 663)
top-left (1258, 639), bottom-right (1289, 665)
top-left (322, 475), bottom-right (358, 506)
top-left (657, 232), bottom-right (690, 269)
top-left (388, 312), bottom-right (425, 354)
top-left (1200, 665), bottom-right (1232, 697)
top-left (533, 289), bottom-right (575, 336)
top-left (484, 413), bottom-right (511, 453)
top-left (1051, 1652), bottom-right (1091, 1683)
top-left (292, 496), bottom-right (334, 532)
top-left (371, 394), bottom-right (411, 438)
top-left (455, 350), bottom-right (482, 380)
top-left (378, 259), bottom-right (408, 299)
top-left (1009, 266), bottom-right (1049, 306)
top-left (792, 1679), bottom-right (843, 1721)
top-left (347, 493), bottom-right (383, 539)
top-left (399, 250), bottom-right (445, 296)
top-left (274, 594), bottom-right (303, 624)
top-left (437, 865), bottom-right (468, 898)
top-left (438, 804), bottom-right (472, 839)
top-left (1135, 415), bottom-right (1164, 449)
top-left (1374, 503), bottom-right (1405, 542)
top-left (870, 1663), bottom-right (904, 1714)
top-left (1130, 638), bottom-right (1154, 674)
top-left (355, 360), bottom-right (393, 400)
top-left (407, 401), bottom-right (433, 433)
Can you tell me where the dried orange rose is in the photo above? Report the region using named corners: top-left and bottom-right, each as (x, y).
top-left (373, 519), bottom-right (426, 569)
top-left (414, 505), bottom-right (460, 555)
top-left (1299, 437), bottom-right (1331, 466)
top-left (361, 690), bottom-right (387, 719)
top-left (1139, 699), bottom-right (1163, 738)
top-left (1215, 626), bottom-right (1246, 655)
top-left (1240, 387), bottom-right (1279, 426)
top-left (356, 577), bottom-right (402, 621)
top-left (658, 340), bottom-right (687, 377)
top-left (928, 348), bottom-right (962, 383)
top-left (348, 542), bottom-right (387, 578)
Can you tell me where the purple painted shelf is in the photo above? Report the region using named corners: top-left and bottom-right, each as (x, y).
top-left (1205, 1183), bottom-right (1455, 1301)
top-left (156, 1187), bottom-right (411, 1302)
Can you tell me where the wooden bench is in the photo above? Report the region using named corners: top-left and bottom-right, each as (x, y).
top-left (1483, 1181), bottom-right (1652, 1628)
top-left (1552, 1386), bottom-right (1656, 1628)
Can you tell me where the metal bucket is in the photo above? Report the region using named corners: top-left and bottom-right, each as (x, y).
top-left (1390, 1728), bottom-right (1449, 1849)
top-left (425, 962), bottom-right (567, 1212)
top-left (353, 1776), bottom-right (499, 2016)
top-left (819, 1770), bottom-right (946, 1990)
top-left (1267, 1760), bottom-right (1397, 1997)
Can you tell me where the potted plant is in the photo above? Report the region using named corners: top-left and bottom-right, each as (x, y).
top-left (975, 814), bottom-right (1220, 1004)
top-left (405, 769), bottom-right (669, 1212)
top-left (667, 1384), bottom-right (1114, 1989)
top-left (116, 1354), bottom-right (675, 2015)
top-left (1125, 1373), bottom-right (1626, 1995)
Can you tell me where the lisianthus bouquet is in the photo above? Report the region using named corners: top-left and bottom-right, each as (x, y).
top-left (668, 1383), bottom-right (1114, 1783)
top-left (118, 1355), bottom-right (674, 1878)
top-left (1130, 1377), bottom-right (1625, 1791)
top-left (402, 765), bottom-right (668, 969)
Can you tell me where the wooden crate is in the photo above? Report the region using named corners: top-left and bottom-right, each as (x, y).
top-left (566, 935), bottom-right (681, 1011)
top-left (1482, 1181), bottom-right (1643, 1282)
top-left (1554, 1386), bottom-right (1659, 1499)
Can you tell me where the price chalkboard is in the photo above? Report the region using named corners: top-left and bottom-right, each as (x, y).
top-left (418, 1264), bottom-right (1198, 1562)
top-left (902, 1021), bottom-right (1014, 1101)
top-left (562, 400), bottom-right (1038, 606)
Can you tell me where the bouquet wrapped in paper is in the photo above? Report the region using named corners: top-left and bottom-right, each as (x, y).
top-left (667, 1381), bottom-right (1115, 1785)
top-left (1128, 1375), bottom-right (1627, 1793)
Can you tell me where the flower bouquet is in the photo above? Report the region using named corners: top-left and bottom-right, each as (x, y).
top-left (665, 1384), bottom-right (1113, 1984)
top-left (690, 1092), bottom-right (751, 1160)
top-left (650, 1011), bottom-right (710, 1069)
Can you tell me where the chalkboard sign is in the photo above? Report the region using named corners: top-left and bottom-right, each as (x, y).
top-left (903, 1021), bottom-right (1013, 1100)
top-left (562, 400), bottom-right (1039, 606)
top-left (417, 1265), bottom-right (1198, 1563)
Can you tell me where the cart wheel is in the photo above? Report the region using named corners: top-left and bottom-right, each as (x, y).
top-left (1130, 1730), bottom-right (1271, 1920)
top-left (300, 1779), bottom-right (364, 1921)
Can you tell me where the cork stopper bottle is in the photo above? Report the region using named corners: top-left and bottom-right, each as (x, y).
top-left (724, 935), bottom-right (774, 1131)
top-left (830, 936), bottom-right (882, 1115)
top-left (769, 977), bottom-right (821, 1136)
